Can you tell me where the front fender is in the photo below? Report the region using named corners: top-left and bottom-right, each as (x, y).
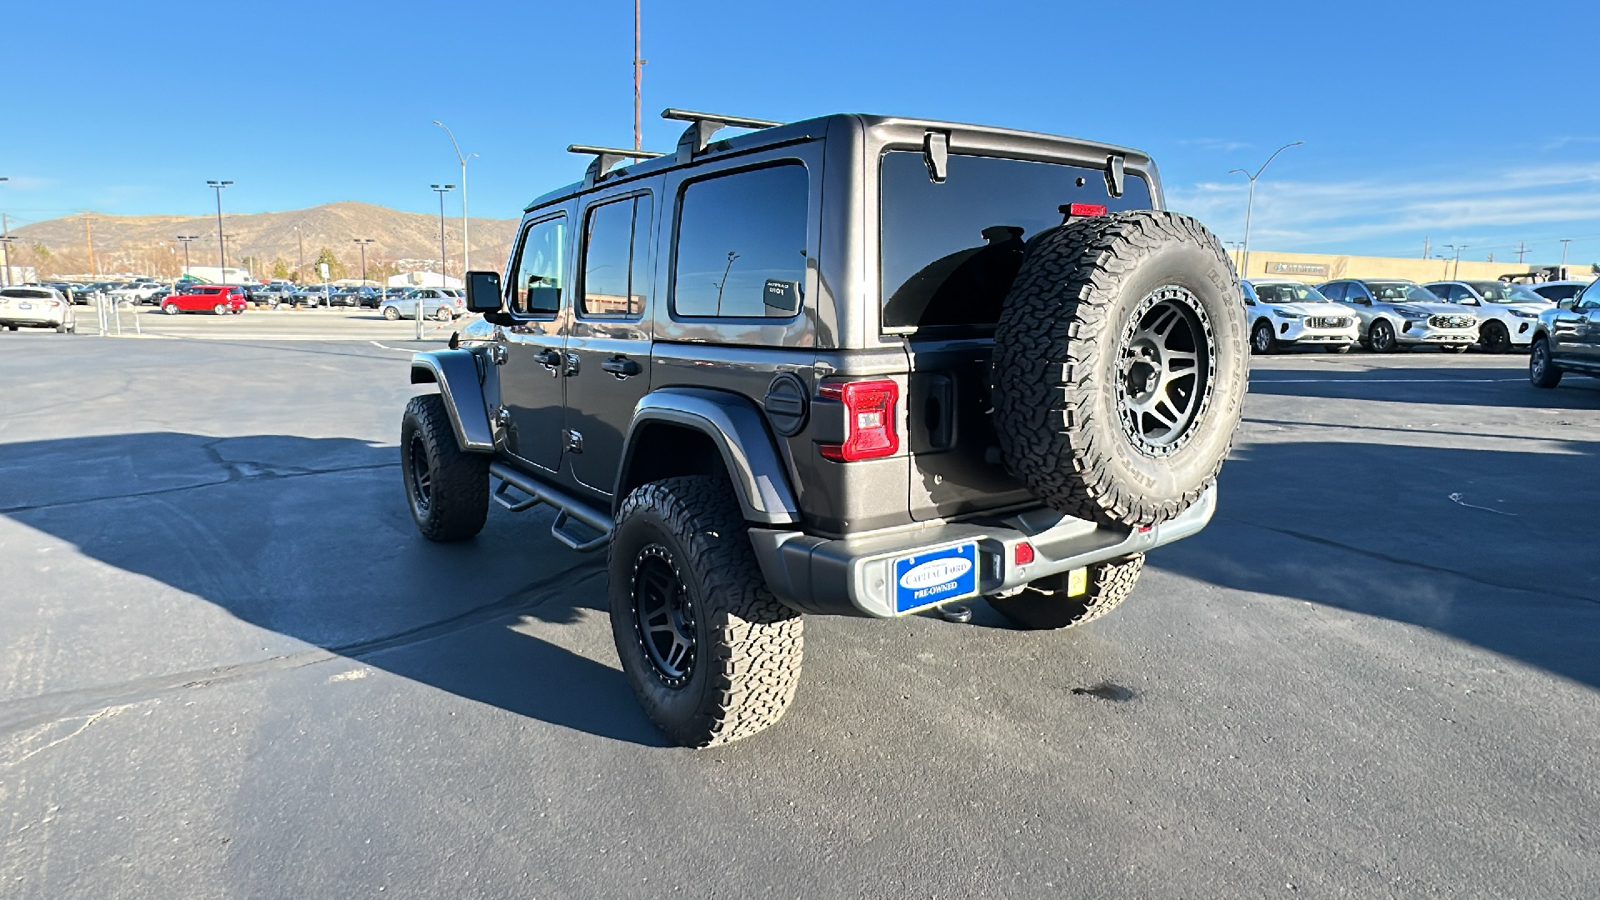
top-left (411, 350), bottom-right (494, 453)
top-left (619, 387), bottom-right (801, 526)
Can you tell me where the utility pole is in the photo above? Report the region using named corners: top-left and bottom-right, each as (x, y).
top-left (634, 0), bottom-right (645, 152)
top-left (433, 121), bottom-right (477, 274)
top-left (429, 184), bottom-right (455, 340)
top-left (0, 177), bottom-right (9, 287)
top-left (1422, 235), bottom-right (1430, 260)
top-left (1514, 241), bottom-right (1528, 263)
top-left (1443, 244), bottom-right (1467, 281)
top-left (1228, 140), bottom-right (1303, 281)
top-left (1559, 239), bottom-right (1572, 271)
top-left (295, 224), bottom-right (305, 282)
top-left (82, 211), bottom-right (98, 277)
top-left (207, 180), bottom-right (232, 282)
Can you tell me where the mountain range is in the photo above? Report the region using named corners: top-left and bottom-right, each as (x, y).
top-left (5, 202), bottom-right (520, 280)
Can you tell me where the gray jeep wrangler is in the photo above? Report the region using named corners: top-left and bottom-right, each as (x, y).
top-left (402, 110), bottom-right (1247, 747)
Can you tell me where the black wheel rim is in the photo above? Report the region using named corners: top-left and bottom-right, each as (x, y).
top-left (407, 434), bottom-right (432, 513)
top-left (1486, 325), bottom-right (1507, 351)
top-left (631, 544), bottom-right (696, 688)
top-left (1252, 323), bottom-right (1272, 353)
top-left (1116, 286), bottom-right (1216, 457)
top-left (1373, 323), bottom-right (1393, 351)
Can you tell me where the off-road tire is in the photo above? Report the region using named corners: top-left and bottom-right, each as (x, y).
top-left (1250, 319), bottom-right (1278, 355)
top-left (1480, 320), bottom-right (1511, 354)
top-left (991, 210), bottom-right (1247, 529)
top-left (1529, 337), bottom-right (1562, 389)
top-left (400, 393), bottom-right (489, 541)
top-left (987, 554), bottom-right (1145, 630)
top-left (609, 475), bottom-right (804, 748)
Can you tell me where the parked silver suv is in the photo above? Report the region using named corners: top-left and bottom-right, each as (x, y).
top-left (1423, 280), bottom-right (1551, 353)
top-left (1317, 278), bottom-right (1477, 353)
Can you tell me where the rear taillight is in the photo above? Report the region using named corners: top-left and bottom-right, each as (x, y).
top-left (818, 379), bottom-right (899, 462)
top-left (1066, 203), bottom-right (1106, 218)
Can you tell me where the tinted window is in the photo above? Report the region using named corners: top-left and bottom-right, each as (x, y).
top-left (1319, 282), bottom-right (1346, 301)
top-left (673, 163), bottom-right (807, 318)
top-left (880, 152), bottom-right (1153, 329)
top-left (581, 193), bottom-right (652, 318)
top-left (510, 216), bottom-right (567, 316)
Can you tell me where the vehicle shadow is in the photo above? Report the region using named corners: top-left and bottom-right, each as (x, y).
top-left (1248, 364), bottom-right (1600, 409)
top-left (1148, 434), bottom-right (1600, 690)
top-left (0, 430), bottom-right (665, 746)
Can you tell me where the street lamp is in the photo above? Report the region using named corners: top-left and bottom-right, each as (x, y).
top-left (433, 121), bottom-right (477, 274)
top-left (0, 176), bottom-right (10, 288)
top-left (352, 238), bottom-right (375, 300)
top-left (207, 180), bottom-right (232, 282)
top-left (1228, 141), bottom-right (1303, 280)
top-left (175, 235), bottom-right (199, 284)
top-left (429, 184), bottom-right (455, 340)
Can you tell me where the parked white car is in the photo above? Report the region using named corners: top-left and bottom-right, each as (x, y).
top-left (1242, 279), bottom-right (1359, 353)
top-left (0, 286), bottom-right (76, 332)
top-left (108, 282), bottom-right (166, 305)
top-left (1423, 280), bottom-right (1552, 353)
top-left (380, 287), bottom-right (465, 321)
top-left (1317, 278), bottom-right (1478, 353)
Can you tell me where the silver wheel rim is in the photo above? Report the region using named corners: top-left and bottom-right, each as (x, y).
top-left (1115, 285), bottom-right (1216, 458)
top-left (1252, 322), bottom-right (1272, 353)
top-left (1532, 344), bottom-right (1547, 378)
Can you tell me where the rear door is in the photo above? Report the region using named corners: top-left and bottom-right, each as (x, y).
top-left (878, 150), bottom-right (1155, 520)
top-left (498, 212), bottom-right (572, 473)
top-left (564, 187), bottom-right (657, 495)
top-left (1575, 282), bottom-right (1600, 362)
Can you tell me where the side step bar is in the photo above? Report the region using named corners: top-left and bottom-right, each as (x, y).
top-left (489, 462), bottom-right (613, 553)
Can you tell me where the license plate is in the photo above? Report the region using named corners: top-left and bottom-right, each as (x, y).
top-left (893, 541), bottom-right (979, 613)
top-left (18, 303), bottom-right (31, 309)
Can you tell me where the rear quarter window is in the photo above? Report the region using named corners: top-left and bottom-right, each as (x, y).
top-left (672, 163), bottom-right (808, 319)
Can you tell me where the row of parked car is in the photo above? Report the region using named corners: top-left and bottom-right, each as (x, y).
top-left (1241, 277), bottom-right (1594, 355)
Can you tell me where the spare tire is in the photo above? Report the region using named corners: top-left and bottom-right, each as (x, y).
top-left (991, 210), bottom-right (1247, 529)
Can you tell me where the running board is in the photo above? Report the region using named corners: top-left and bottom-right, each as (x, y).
top-left (490, 463), bottom-right (613, 553)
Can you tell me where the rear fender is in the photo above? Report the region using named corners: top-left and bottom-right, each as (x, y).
top-left (617, 387), bottom-right (800, 526)
top-left (411, 350), bottom-right (494, 453)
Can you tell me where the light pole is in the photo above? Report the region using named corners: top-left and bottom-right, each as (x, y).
top-left (352, 238), bottom-right (375, 301)
top-left (1443, 244), bottom-right (1467, 280)
top-left (0, 176), bottom-right (10, 287)
top-left (294, 224), bottom-right (305, 282)
top-left (429, 184), bottom-right (455, 340)
top-left (1559, 239), bottom-right (1572, 272)
top-left (1228, 140), bottom-right (1302, 281)
top-left (207, 180), bottom-right (232, 283)
top-left (175, 235), bottom-right (199, 283)
top-left (433, 121), bottom-right (477, 274)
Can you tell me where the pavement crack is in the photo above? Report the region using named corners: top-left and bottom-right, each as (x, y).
top-left (1222, 516), bottom-right (1599, 606)
top-left (0, 462), bottom-right (398, 515)
top-left (0, 559), bottom-right (606, 740)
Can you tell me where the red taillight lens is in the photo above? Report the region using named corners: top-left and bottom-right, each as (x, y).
top-left (818, 379), bottom-right (899, 462)
top-left (1014, 542), bottom-right (1035, 566)
top-left (1068, 203), bottom-right (1107, 218)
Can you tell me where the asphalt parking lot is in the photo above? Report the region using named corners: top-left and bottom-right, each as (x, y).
top-left (2, 324), bottom-right (1598, 898)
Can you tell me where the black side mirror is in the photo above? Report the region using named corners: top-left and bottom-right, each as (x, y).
top-left (465, 270), bottom-right (503, 314)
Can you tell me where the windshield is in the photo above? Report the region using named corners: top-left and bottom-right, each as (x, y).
top-left (880, 151), bottom-right (1154, 329)
top-left (1252, 282), bottom-right (1330, 304)
top-left (1467, 281), bottom-right (1544, 303)
top-left (1367, 282), bottom-right (1439, 304)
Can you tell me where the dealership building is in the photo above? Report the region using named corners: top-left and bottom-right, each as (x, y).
top-left (1232, 250), bottom-right (1593, 285)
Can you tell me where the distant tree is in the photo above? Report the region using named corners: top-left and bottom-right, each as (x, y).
top-left (313, 247), bottom-right (345, 280)
top-left (271, 258), bottom-right (291, 280)
top-left (32, 242), bottom-right (51, 261)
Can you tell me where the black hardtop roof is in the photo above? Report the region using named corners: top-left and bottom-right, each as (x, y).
top-left (523, 112), bottom-right (1152, 213)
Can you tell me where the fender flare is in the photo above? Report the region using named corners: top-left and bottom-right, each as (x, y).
top-left (617, 387), bottom-right (801, 526)
top-left (410, 350), bottom-right (494, 453)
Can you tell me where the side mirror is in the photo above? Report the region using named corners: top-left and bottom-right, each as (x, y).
top-left (1558, 297), bottom-right (1577, 310)
top-left (465, 270), bottom-right (503, 314)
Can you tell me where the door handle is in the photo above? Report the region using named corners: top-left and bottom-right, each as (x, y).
top-left (535, 348), bottom-right (562, 369)
top-left (601, 356), bottom-right (642, 378)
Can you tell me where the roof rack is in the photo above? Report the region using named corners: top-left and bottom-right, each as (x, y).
top-left (661, 109), bottom-right (784, 160)
top-left (567, 144), bottom-right (666, 187)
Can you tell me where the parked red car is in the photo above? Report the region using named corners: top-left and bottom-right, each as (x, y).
top-left (162, 285), bottom-right (247, 315)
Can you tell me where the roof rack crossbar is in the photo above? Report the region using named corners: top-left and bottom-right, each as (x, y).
top-left (661, 108), bottom-right (784, 158)
top-left (567, 144), bottom-right (667, 186)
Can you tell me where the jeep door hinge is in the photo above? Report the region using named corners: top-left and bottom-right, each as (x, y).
top-left (562, 429), bottom-right (584, 453)
top-left (491, 343), bottom-right (508, 366)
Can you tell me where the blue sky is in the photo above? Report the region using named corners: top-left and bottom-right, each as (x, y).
top-left (4, 0), bottom-right (1598, 266)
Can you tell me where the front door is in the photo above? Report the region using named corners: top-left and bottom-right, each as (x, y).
top-left (498, 213), bottom-right (571, 472)
top-left (1575, 282), bottom-right (1600, 362)
top-left (565, 190), bottom-right (656, 495)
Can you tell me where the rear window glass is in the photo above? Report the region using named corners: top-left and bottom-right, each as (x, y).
top-left (880, 152), bottom-right (1152, 329)
top-left (673, 163), bottom-right (808, 318)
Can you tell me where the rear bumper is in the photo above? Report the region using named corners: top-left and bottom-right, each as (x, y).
top-left (0, 312), bottom-right (66, 326)
top-left (750, 488), bottom-right (1216, 618)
